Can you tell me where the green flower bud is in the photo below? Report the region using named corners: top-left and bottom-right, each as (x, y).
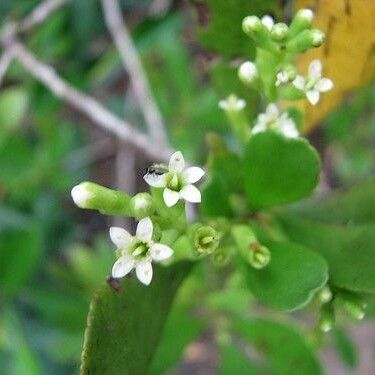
top-left (317, 286), bottom-right (333, 304)
top-left (270, 23), bottom-right (289, 41)
top-left (238, 61), bottom-right (258, 84)
top-left (319, 303), bottom-right (335, 333)
top-left (337, 291), bottom-right (366, 320)
top-left (242, 16), bottom-right (278, 53)
top-left (130, 193), bottom-right (155, 218)
top-left (286, 29), bottom-right (325, 53)
top-left (71, 181), bottom-right (132, 215)
top-left (248, 242), bottom-right (271, 269)
top-left (289, 8), bottom-right (314, 37)
top-left (193, 226), bottom-right (219, 255)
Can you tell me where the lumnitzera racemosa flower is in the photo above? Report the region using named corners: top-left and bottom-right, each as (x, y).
top-left (143, 151), bottom-right (205, 207)
top-left (293, 59), bottom-right (333, 105)
top-left (110, 217), bottom-right (173, 285)
top-left (251, 103), bottom-right (299, 138)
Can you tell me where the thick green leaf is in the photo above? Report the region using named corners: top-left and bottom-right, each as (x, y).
top-left (149, 307), bottom-right (203, 375)
top-left (80, 262), bottom-right (192, 374)
top-left (244, 132), bottom-right (320, 209)
top-left (243, 240), bottom-right (328, 310)
top-left (196, 0), bottom-right (280, 58)
top-left (288, 179), bottom-right (375, 224)
top-left (233, 318), bottom-right (322, 375)
top-left (278, 214), bottom-right (375, 293)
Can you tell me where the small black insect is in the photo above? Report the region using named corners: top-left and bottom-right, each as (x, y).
top-left (144, 164), bottom-right (168, 176)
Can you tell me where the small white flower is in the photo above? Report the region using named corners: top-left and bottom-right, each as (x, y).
top-left (252, 103), bottom-right (299, 138)
top-left (238, 61), bottom-right (258, 84)
top-left (144, 151), bottom-right (205, 207)
top-left (293, 59), bottom-right (333, 105)
top-left (275, 70), bottom-right (289, 86)
top-left (110, 217), bottom-right (173, 285)
top-left (261, 15), bottom-right (274, 31)
top-left (219, 94), bottom-right (246, 111)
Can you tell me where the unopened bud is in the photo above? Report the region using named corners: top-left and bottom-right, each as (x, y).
top-left (317, 286), bottom-right (333, 304)
top-left (338, 291), bottom-right (366, 321)
top-left (248, 242), bottom-right (271, 269)
top-left (71, 181), bottom-right (132, 215)
top-left (238, 61), bottom-right (258, 84)
top-left (319, 303), bottom-right (335, 333)
top-left (310, 29), bottom-right (325, 47)
top-left (275, 64), bottom-right (297, 86)
top-left (242, 16), bottom-right (262, 34)
top-left (289, 8), bottom-right (314, 37)
top-left (286, 29), bottom-right (325, 53)
top-left (194, 226), bottom-right (219, 255)
top-left (270, 23), bottom-right (289, 41)
top-left (130, 193), bottom-right (154, 218)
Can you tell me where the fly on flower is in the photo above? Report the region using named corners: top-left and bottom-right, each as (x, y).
top-left (144, 151), bottom-right (205, 207)
top-left (110, 217), bottom-right (173, 285)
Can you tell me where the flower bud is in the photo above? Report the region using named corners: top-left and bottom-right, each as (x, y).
top-left (130, 193), bottom-right (155, 218)
top-left (319, 304), bottom-right (335, 333)
top-left (337, 291), bottom-right (367, 320)
top-left (289, 8), bottom-right (314, 37)
top-left (71, 181), bottom-right (132, 215)
top-left (242, 16), bottom-right (262, 35)
top-left (286, 29), bottom-right (325, 53)
top-left (270, 23), bottom-right (289, 41)
top-left (238, 61), bottom-right (258, 84)
top-left (317, 286), bottom-right (333, 304)
top-left (248, 242), bottom-right (271, 269)
top-left (275, 64), bottom-right (297, 86)
top-left (211, 247), bottom-right (233, 267)
top-left (193, 226), bottom-right (219, 255)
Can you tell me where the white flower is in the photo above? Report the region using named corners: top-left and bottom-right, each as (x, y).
top-left (261, 15), bottom-right (274, 31)
top-left (144, 151), bottom-right (205, 207)
top-left (293, 59), bottom-right (333, 105)
top-left (252, 103), bottom-right (299, 138)
top-left (110, 217), bottom-right (173, 285)
top-left (219, 94), bottom-right (246, 111)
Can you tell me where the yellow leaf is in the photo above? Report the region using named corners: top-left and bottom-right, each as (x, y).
top-left (295, 0), bottom-right (375, 133)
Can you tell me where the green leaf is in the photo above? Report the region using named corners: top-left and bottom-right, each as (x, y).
top-left (80, 262), bottom-right (192, 374)
top-left (278, 214), bottom-right (375, 293)
top-left (0, 227), bottom-right (43, 296)
top-left (219, 341), bottom-right (263, 375)
top-left (244, 132), bottom-right (320, 209)
top-left (288, 179), bottom-right (375, 225)
top-left (233, 318), bottom-right (322, 375)
top-left (333, 328), bottom-right (358, 369)
top-left (196, 0), bottom-right (280, 58)
top-left (149, 307), bottom-right (203, 375)
top-left (243, 240), bottom-right (328, 310)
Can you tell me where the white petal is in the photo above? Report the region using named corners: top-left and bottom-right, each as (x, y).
top-left (261, 15), bottom-right (274, 30)
top-left (316, 78), bottom-right (333, 92)
top-left (182, 167), bottom-right (205, 184)
top-left (136, 261), bottom-right (153, 285)
top-left (266, 103), bottom-right (279, 118)
top-left (280, 119), bottom-right (299, 138)
top-left (308, 59), bottom-right (322, 78)
top-left (112, 255), bottom-right (135, 278)
top-left (180, 184), bottom-right (201, 203)
top-left (109, 227), bottom-right (133, 249)
top-left (150, 243), bottom-right (173, 261)
top-left (306, 90), bottom-right (320, 105)
top-left (251, 123), bottom-right (267, 134)
top-left (136, 217), bottom-right (153, 242)
top-left (293, 75), bottom-right (305, 90)
top-left (163, 188), bottom-right (180, 207)
top-left (143, 173), bottom-right (165, 188)
top-left (169, 151), bottom-right (185, 173)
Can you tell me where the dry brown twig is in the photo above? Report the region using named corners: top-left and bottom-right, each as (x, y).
top-left (0, 0), bottom-right (174, 161)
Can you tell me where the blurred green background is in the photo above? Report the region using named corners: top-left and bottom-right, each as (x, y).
top-left (0, 0), bottom-right (374, 374)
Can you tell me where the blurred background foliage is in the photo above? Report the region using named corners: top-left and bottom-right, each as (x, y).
top-left (0, 0), bottom-right (374, 374)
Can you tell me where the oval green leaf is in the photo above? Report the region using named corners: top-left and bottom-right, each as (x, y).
top-left (244, 131), bottom-right (320, 209)
top-left (243, 241), bottom-right (328, 311)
